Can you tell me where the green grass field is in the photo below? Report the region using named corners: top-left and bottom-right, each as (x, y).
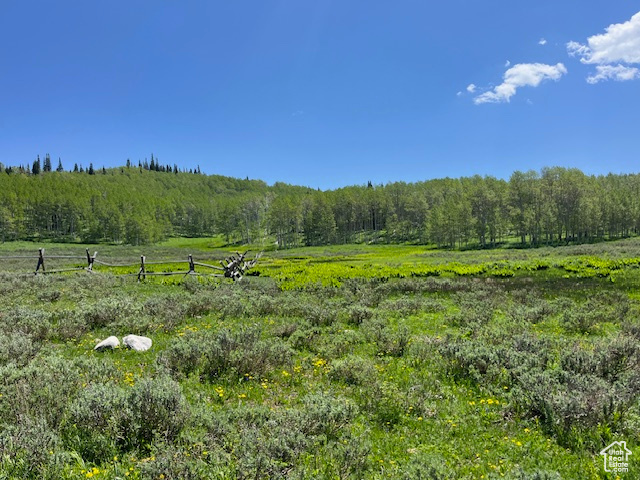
top-left (1, 238), bottom-right (640, 479)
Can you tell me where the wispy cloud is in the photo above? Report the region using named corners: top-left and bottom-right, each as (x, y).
top-left (587, 64), bottom-right (640, 84)
top-left (473, 63), bottom-right (567, 104)
top-left (505, 60), bottom-right (511, 67)
top-left (466, 83), bottom-right (476, 93)
top-left (538, 38), bottom-right (547, 46)
top-left (567, 11), bottom-right (640, 82)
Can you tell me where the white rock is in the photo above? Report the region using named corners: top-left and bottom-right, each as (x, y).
top-left (94, 336), bottom-right (120, 351)
top-left (123, 335), bottom-right (152, 352)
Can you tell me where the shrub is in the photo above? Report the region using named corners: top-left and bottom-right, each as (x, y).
top-left (345, 305), bottom-right (374, 326)
top-left (0, 416), bottom-right (65, 480)
top-left (1, 307), bottom-right (53, 342)
top-left (81, 295), bottom-right (141, 330)
top-left (229, 409), bottom-right (310, 480)
top-left (139, 443), bottom-right (214, 479)
top-left (287, 324), bottom-right (320, 352)
top-left (0, 355), bottom-right (81, 428)
top-left (157, 333), bottom-right (206, 378)
top-left (307, 304), bottom-right (339, 327)
top-left (0, 333), bottom-right (39, 367)
top-left (125, 375), bottom-right (190, 451)
top-left (363, 381), bottom-right (406, 426)
top-left (560, 305), bottom-right (603, 334)
top-left (300, 392), bottom-right (358, 439)
top-left (65, 382), bottom-right (128, 462)
top-left (143, 292), bottom-right (189, 330)
top-left (291, 432), bottom-right (372, 479)
top-left (158, 327), bottom-right (293, 380)
top-left (363, 318), bottom-right (410, 357)
top-left (329, 355), bottom-right (377, 386)
top-left (399, 453), bottom-right (449, 480)
top-left (185, 292), bottom-right (214, 318)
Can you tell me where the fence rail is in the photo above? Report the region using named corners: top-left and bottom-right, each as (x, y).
top-left (0, 248), bottom-right (262, 282)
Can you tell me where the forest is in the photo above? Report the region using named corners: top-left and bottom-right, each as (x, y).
top-left (1, 158), bottom-right (639, 249)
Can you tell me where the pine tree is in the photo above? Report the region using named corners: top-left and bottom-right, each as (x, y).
top-left (126, 158), bottom-right (131, 168)
top-left (56, 158), bottom-right (64, 172)
top-left (88, 163), bottom-right (95, 175)
top-left (73, 163), bottom-right (79, 173)
top-left (32, 156), bottom-right (41, 175)
top-left (43, 154), bottom-right (52, 172)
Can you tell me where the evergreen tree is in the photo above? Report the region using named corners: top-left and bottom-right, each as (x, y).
top-left (43, 154), bottom-right (52, 172)
top-left (73, 163), bottom-right (79, 173)
top-left (56, 158), bottom-right (64, 172)
top-left (32, 156), bottom-right (41, 175)
top-left (88, 163), bottom-right (95, 175)
top-left (126, 158), bottom-right (131, 168)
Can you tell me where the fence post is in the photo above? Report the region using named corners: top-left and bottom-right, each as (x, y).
top-left (138, 255), bottom-right (146, 282)
top-left (86, 249), bottom-right (98, 272)
top-left (188, 254), bottom-right (195, 274)
top-left (35, 248), bottom-right (45, 275)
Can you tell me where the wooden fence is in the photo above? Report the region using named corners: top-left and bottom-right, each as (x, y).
top-left (1, 248), bottom-right (261, 281)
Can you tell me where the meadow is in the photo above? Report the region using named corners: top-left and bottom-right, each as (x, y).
top-left (1, 238), bottom-right (640, 479)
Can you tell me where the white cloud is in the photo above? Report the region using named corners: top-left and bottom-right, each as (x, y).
top-left (473, 63), bottom-right (567, 104)
top-left (505, 60), bottom-right (511, 67)
top-left (568, 11), bottom-right (640, 82)
top-left (587, 64), bottom-right (640, 83)
top-left (539, 38), bottom-right (547, 46)
top-left (466, 83), bottom-right (477, 93)
top-left (567, 41), bottom-right (590, 58)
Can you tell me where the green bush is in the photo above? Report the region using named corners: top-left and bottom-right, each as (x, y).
top-left (126, 375), bottom-right (190, 451)
top-left (345, 304), bottom-right (374, 326)
top-left (0, 416), bottom-right (66, 480)
top-left (0, 355), bottom-right (81, 428)
top-left (143, 292), bottom-right (189, 330)
top-left (158, 327), bottom-right (293, 380)
top-left (65, 382), bottom-right (127, 462)
top-left (363, 318), bottom-right (410, 357)
top-left (1, 306), bottom-right (53, 342)
top-left (307, 303), bottom-right (339, 327)
top-left (139, 442), bottom-right (217, 479)
top-left (329, 355), bottom-right (377, 386)
top-left (300, 392), bottom-right (358, 439)
top-left (0, 333), bottom-right (39, 367)
top-left (81, 295), bottom-right (141, 330)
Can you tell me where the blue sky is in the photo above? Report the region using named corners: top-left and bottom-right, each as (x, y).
top-left (1, 1), bottom-right (639, 189)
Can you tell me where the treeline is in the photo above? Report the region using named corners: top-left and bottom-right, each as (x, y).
top-left (1, 153), bottom-right (202, 176)
top-left (0, 164), bottom-right (639, 248)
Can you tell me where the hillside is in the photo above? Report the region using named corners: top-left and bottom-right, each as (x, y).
top-left (1, 165), bottom-right (640, 248)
